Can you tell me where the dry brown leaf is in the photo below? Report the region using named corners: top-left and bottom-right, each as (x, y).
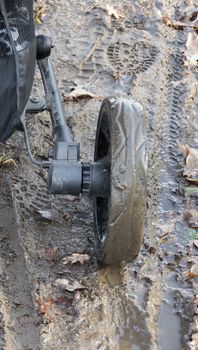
top-left (0, 155), bottom-right (18, 169)
top-left (185, 32), bottom-right (198, 67)
top-left (190, 332), bottom-right (198, 348)
top-left (63, 88), bottom-right (95, 101)
top-left (36, 295), bottom-right (73, 321)
top-left (63, 253), bottom-right (90, 265)
top-left (36, 297), bottom-right (54, 322)
top-left (54, 278), bottom-right (86, 292)
top-left (180, 144), bottom-right (198, 180)
top-left (179, 144), bottom-right (190, 158)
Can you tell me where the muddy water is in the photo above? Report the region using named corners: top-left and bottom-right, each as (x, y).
top-left (0, 0), bottom-right (197, 349)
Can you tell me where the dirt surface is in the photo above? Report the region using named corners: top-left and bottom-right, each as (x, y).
top-left (0, 0), bottom-right (198, 349)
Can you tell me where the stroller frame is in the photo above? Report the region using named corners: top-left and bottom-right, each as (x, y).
top-left (25, 35), bottom-right (110, 198)
top-left (0, 0), bottom-right (147, 265)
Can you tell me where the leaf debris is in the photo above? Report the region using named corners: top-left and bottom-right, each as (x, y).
top-left (33, 209), bottom-right (59, 222)
top-left (54, 278), bottom-right (86, 292)
top-left (162, 16), bottom-right (189, 30)
top-left (63, 253), bottom-right (90, 265)
top-left (0, 155), bottom-right (17, 168)
top-left (180, 144), bottom-right (198, 181)
top-left (34, 5), bottom-right (47, 24)
top-left (63, 88), bottom-right (95, 101)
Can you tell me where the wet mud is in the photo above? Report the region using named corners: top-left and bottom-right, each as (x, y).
top-left (0, 0), bottom-right (197, 349)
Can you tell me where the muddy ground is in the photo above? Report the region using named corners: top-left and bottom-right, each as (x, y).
top-left (0, 0), bottom-right (198, 349)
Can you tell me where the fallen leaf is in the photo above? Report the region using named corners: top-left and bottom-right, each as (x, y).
top-left (54, 278), bottom-right (86, 292)
top-left (36, 295), bottom-right (73, 321)
top-left (33, 209), bottom-right (59, 222)
top-left (190, 332), bottom-right (198, 347)
top-left (180, 144), bottom-right (198, 180)
top-left (179, 144), bottom-right (190, 158)
top-left (63, 253), bottom-right (90, 265)
top-left (36, 297), bottom-right (54, 322)
top-left (0, 155), bottom-right (17, 169)
top-left (185, 32), bottom-right (198, 67)
top-left (63, 88), bottom-right (95, 101)
top-left (34, 5), bottom-right (47, 24)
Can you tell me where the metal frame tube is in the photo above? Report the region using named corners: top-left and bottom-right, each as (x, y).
top-left (38, 58), bottom-right (73, 144)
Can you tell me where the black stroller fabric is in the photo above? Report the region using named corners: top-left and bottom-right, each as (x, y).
top-left (0, 0), bottom-right (35, 141)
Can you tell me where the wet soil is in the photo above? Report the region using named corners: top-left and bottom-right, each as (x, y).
top-left (0, 0), bottom-right (197, 349)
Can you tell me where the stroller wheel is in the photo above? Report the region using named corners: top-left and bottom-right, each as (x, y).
top-left (93, 97), bottom-right (147, 266)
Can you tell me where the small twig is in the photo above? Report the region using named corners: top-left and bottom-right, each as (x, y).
top-left (185, 272), bottom-right (198, 280)
top-left (162, 15), bottom-right (198, 30)
top-left (79, 36), bottom-right (102, 70)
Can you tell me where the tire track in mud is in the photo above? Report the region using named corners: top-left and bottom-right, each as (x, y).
top-left (146, 33), bottom-right (191, 349)
top-left (129, 4), bottom-right (194, 349)
top-left (0, 174), bottom-right (40, 350)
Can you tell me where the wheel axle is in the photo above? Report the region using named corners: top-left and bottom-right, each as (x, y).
top-left (49, 160), bottom-right (110, 197)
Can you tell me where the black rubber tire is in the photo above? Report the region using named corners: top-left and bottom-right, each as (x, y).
top-left (94, 97), bottom-right (147, 266)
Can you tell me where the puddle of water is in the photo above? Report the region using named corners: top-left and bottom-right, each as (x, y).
top-left (158, 295), bottom-right (181, 350)
top-left (117, 294), bottom-right (152, 349)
